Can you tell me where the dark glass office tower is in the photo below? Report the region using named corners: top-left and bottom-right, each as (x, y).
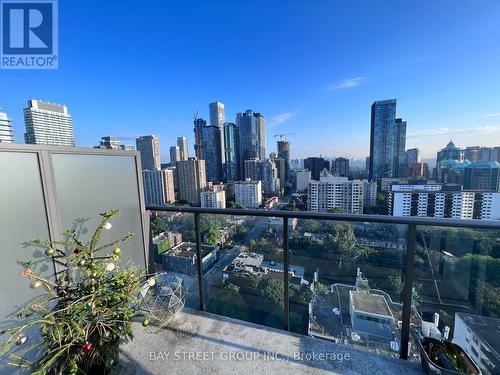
top-left (277, 140), bottom-right (290, 182)
top-left (237, 110), bottom-right (266, 176)
top-left (304, 157), bottom-right (329, 181)
top-left (194, 118), bottom-right (223, 183)
top-left (369, 99), bottom-right (406, 180)
top-left (395, 118), bottom-right (407, 177)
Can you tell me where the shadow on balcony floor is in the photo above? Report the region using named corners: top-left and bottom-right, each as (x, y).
top-left (120, 308), bottom-right (423, 375)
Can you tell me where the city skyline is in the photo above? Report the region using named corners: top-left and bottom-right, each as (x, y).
top-left (1, 1), bottom-right (499, 160)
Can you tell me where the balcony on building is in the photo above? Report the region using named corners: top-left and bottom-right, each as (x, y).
top-left (1, 143), bottom-right (499, 375)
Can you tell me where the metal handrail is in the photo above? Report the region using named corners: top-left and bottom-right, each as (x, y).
top-left (146, 205), bottom-right (500, 229)
top-left (146, 204), bottom-right (500, 361)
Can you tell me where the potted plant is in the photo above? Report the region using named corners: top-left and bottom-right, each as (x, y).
top-left (1, 210), bottom-right (144, 374)
top-left (418, 337), bottom-right (482, 375)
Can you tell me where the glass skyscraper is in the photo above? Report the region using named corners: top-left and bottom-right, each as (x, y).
top-left (209, 101), bottom-right (225, 127)
top-left (223, 122), bottom-right (240, 181)
top-left (369, 99), bottom-right (406, 180)
top-left (209, 101), bottom-right (226, 175)
top-left (277, 140), bottom-right (290, 182)
top-left (237, 110), bottom-right (266, 177)
top-left (170, 145), bottom-right (180, 164)
top-left (194, 118), bottom-right (223, 183)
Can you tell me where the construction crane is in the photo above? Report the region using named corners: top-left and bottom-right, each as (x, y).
top-left (273, 133), bottom-right (295, 140)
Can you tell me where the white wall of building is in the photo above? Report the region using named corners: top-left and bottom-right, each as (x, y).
top-left (235, 180), bottom-right (262, 208)
top-left (296, 169), bottom-right (311, 192)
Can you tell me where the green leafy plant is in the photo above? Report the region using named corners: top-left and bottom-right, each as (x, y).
top-left (1, 209), bottom-right (144, 375)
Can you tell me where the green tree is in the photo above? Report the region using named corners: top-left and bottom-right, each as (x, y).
top-left (386, 275), bottom-right (403, 301)
top-left (298, 219), bottom-right (322, 233)
top-left (261, 278), bottom-right (284, 309)
top-left (151, 215), bottom-right (166, 235)
top-left (0, 210), bottom-right (143, 374)
top-left (327, 207), bottom-right (343, 213)
top-left (234, 225), bottom-right (248, 242)
top-left (205, 224), bottom-right (221, 245)
top-left (324, 222), bottom-right (358, 266)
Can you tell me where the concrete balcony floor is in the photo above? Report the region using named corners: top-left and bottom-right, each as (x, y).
top-left (120, 308), bottom-right (423, 375)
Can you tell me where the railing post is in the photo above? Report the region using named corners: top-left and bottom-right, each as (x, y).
top-left (194, 213), bottom-right (206, 311)
top-left (148, 211), bottom-right (157, 274)
top-left (400, 223), bottom-right (416, 360)
top-left (283, 217), bottom-right (290, 331)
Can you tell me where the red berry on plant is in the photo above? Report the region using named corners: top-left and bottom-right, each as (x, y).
top-left (74, 248), bottom-right (81, 254)
top-left (82, 342), bottom-right (93, 353)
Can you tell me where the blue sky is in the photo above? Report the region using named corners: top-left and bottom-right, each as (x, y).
top-left (2, 0), bottom-right (500, 160)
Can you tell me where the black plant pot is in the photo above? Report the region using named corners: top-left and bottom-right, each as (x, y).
top-left (417, 337), bottom-right (482, 375)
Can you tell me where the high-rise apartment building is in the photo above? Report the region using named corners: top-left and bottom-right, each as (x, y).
top-left (307, 175), bottom-right (364, 214)
top-left (142, 169), bottom-right (175, 205)
top-left (277, 140), bottom-right (290, 182)
top-left (332, 157), bottom-right (350, 177)
top-left (235, 179), bottom-right (262, 208)
top-left (237, 110), bottom-right (266, 174)
top-left (369, 99), bottom-right (406, 180)
top-left (362, 180), bottom-right (378, 206)
top-left (136, 135), bottom-right (161, 170)
top-left (261, 159), bottom-right (280, 194)
top-left (177, 136), bottom-right (189, 161)
top-left (163, 169), bottom-right (175, 203)
top-left (273, 157), bottom-right (286, 190)
top-left (0, 110), bottom-right (14, 143)
top-left (177, 158), bottom-right (207, 206)
top-left (24, 100), bottom-right (74, 146)
top-left (143, 170), bottom-right (164, 205)
top-left (194, 118), bottom-right (223, 182)
top-left (390, 184), bottom-right (500, 220)
top-left (243, 158), bottom-right (260, 181)
top-left (200, 183), bottom-right (226, 209)
top-left (223, 122), bottom-right (240, 181)
top-left (170, 146), bottom-right (180, 164)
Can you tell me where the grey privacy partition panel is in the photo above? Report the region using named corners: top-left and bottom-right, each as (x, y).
top-left (50, 152), bottom-right (147, 269)
top-left (0, 151), bottom-right (53, 373)
top-left (0, 144), bottom-right (148, 373)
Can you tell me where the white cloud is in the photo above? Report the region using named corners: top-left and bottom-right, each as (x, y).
top-left (484, 113), bottom-right (500, 117)
top-left (328, 77), bottom-right (365, 90)
top-left (269, 111), bottom-right (297, 127)
top-left (407, 125), bottom-right (500, 139)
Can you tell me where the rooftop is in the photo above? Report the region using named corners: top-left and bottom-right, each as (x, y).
top-left (120, 308), bottom-right (422, 375)
top-left (350, 290), bottom-right (393, 317)
top-left (232, 252), bottom-right (263, 268)
top-left (261, 260), bottom-right (305, 279)
top-left (166, 242), bottom-right (217, 259)
top-left (457, 312), bottom-right (500, 359)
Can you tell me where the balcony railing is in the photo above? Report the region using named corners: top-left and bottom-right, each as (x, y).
top-left (146, 204), bottom-right (500, 369)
